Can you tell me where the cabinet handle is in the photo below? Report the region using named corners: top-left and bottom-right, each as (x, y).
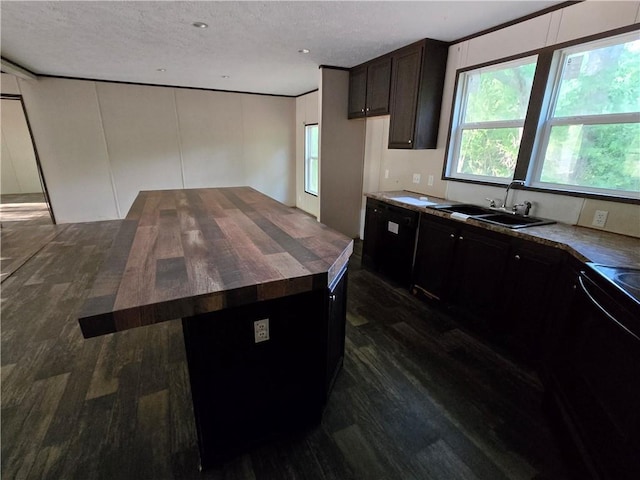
top-left (408, 140), bottom-right (412, 144)
top-left (459, 236), bottom-right (463, 240)
top-left (450, 233), bottom-right (455, 239)
top-left (329, 293), bottom-right (336, 302)
top-left (361, 108), bottom-right (365, 113)
top-left (514, 254), bottom-right (521, 260)
top-left (366, 107), bottom-right (370, 112)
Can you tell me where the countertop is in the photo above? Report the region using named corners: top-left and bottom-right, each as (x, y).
top-left (79, 187), bottom-right (353, 338)
top-left (366, 191), bottom-right (640, 269)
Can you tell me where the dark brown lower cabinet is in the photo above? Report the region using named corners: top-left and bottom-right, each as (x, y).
top-left (497, 240), bottom-right (564, 364)
top-left (412, 213), bottom-right (563, 361)
top-left (182, 267), bottom-right (347, 469)
top-left (413, 214), bottom-right (510, 334)
top-left (412, 216), bottom-right (457, 301)
top-left (326, 267), bottom-right (348, 398)
top-left (448, 227), bottom-right (510, 330)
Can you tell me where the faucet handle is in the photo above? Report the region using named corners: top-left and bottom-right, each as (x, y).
top-left (512, 201), bottom-right (533, 216)
top-left (485, 198), bottom-right (496, 208)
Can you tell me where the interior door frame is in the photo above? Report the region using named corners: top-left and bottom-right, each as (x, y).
top-left (1, 93), bottom-right (56, 224)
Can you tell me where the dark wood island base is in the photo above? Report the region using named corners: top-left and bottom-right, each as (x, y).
top-left (182, 266), bottom-right (347, 468)
top-left (77, 187), bottom-right (353, 470)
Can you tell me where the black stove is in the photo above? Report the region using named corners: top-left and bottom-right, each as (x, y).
top-left (588, 263), bottom-right (640, 305)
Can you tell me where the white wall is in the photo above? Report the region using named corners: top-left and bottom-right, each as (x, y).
top-left (18, 77), bottom-right (120, 221)
top-left (363, 1), bottom-right (640, 238)
top-left (295, 91), bottom-right (320, 218)
top-left (2, 75), bottom-right (296, 223)
top-left (319, 68), bottom-right (366, 238)
top-left (242, 95), bottom-right (296, 206)
top-left (1, 99), bottom-right (42, 194)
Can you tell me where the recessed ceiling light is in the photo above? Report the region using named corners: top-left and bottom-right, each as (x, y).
top-left (298, 49), bottom-right (310, 54)
top-left (192, 22), bottom-right (208, 28)
top-left (156, 68), bottom-right (166, 72)
top-left (221, 75), bottom-right (230, 79)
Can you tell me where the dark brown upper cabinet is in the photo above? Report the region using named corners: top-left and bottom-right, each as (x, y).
top-left (348, 65), bottom-right (367, 118)
top-left (348, 56), bottom-right (391, 119)
top-left (388, 39), bottom-right (448, 149)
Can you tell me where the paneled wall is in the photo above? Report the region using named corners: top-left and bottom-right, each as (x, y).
top-left (364, 1), bottom-right (640, 238)
top-left (3, 75), bottom-right (295, 223)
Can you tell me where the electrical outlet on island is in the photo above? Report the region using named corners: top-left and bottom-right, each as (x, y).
top-left (254, 318), bottom-right (269, 343)
top-left (412, 173), bottom-right (421, 184)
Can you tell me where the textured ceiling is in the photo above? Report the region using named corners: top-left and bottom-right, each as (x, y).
top-left (1, 1), bottom-right (563, 96)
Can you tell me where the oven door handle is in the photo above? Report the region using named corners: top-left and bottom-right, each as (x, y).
top-left (578, 273), bottom-right (637, 339)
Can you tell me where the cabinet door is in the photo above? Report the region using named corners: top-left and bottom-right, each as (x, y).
top-left (412, 216), bottom-right (458, 300)
top-left (348, 65), bottom-right (367, 119)
top-left (450, 227), bottom-right (510, 328)
top-left (366, 56), bottom-right (391, 116)
top-left (499, 242), bottom-right (563, 363)
top-left (326, 267), bottom-right (347, 399)
top-left (362, 200), bottom-right (386, 270)
top-left (388, 44), bottom-right (422, 148)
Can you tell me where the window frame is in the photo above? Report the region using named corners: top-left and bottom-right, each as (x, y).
top-left (304, 123), bottom-right (319, 197)
top-left (442, 24), bottom-right (640, 204)
top-left (445, 54), bottom-right (539, 184)
top-left (529, 32), bottom-right (640, 198)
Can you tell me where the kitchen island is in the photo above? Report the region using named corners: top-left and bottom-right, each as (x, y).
top-left (78, 187), bottom-right (353, 468)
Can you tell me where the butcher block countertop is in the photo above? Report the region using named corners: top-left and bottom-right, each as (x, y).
top-left (366, 191), bottom-right (640, 269)
top-left (79, 187), bottom-right (353, 338)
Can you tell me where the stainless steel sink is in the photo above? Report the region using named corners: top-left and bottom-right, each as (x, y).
top-left (431, 204), bottom-right (555, 229)
top-left (433, 204), bottom-right (493, 216)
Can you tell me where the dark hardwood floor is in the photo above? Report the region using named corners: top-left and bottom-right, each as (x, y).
top-left (1, 221), bottom-right (574, 479)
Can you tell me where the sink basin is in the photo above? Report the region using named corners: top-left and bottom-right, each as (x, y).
top-left (433, 204), bottom-right (493, 216)
top-left (474, 213), bottom-right (555, 229)
top-left (431, 203), bottom-right (555, 229)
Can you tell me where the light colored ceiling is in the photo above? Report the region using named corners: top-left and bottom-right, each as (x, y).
top-left (1, 1), bottom-right (563, 96)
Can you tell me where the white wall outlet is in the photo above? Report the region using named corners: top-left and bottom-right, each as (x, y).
top-left (592, 210), bottom-right (608, 228)
top-left (384, 169), bottom-right (389, 179)
top-left (254, 318), bottom-right (269, 343)
top-left (427, 175), bottom-right (434, 186)
top-left (412, 173), bottom-right (421, 184)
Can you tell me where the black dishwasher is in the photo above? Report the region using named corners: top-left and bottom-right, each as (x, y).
top-left (549, 263), bottom-right (640, 480)
top-left (362, 198), bottom-right (418, 287)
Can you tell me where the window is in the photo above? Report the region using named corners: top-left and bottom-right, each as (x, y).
top-left (532, 32), bottom-right (640, 196)
top-left (446, 56), bottom-right (538, 182)
top-left (304, 124), bottom-right (319, 196)
top-left (444, 28), bottom-right (640, 200)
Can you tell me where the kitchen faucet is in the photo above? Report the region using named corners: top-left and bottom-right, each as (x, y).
top-left (501, 180), bottom-right (525, 210)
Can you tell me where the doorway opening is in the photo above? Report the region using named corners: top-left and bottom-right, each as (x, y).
top-left (1, 94), bottom-right (55, 226)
